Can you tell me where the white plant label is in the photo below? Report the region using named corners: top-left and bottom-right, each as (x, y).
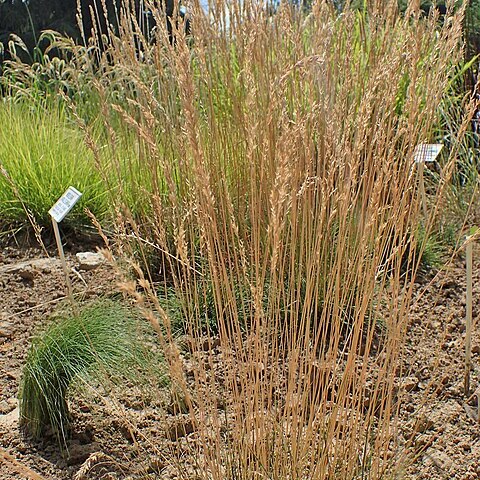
top-left (414, 144), bottom-right (443, 164)
top-left (48, 186), bottom-right (82, 223)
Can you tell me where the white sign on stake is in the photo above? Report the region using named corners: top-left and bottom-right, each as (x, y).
top-left (48, 186), bottom-right (82, 223)
top-left (48, 187), bottom-right (82, 305)
top-left (414, 144), bottom-right (443, 164)
top-left (414, 144), bottom-right (443, 217)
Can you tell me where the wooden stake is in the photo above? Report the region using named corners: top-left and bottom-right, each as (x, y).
top-left (465, 239), bottom-right (473, 396)
top-left (418, 161), bottom-right (428, 217)
top-left (51, 217), bottom-right (74, 304)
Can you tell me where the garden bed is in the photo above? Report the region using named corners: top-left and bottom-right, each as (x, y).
top-left (1, 240), bottom-right (480, 479)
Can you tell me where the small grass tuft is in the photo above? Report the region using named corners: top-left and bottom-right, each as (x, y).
top-left (19, 299), bottom-right (146, 448)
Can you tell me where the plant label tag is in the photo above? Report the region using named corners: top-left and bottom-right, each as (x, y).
top-left (414, 144), bottom-right (443, 164)
top-left (49, 187), bottom-right (82, 223)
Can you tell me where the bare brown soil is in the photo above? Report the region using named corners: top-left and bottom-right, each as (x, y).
top-left (1, 239), bottom-right (480, 480)
top-left (399, 248), bottom-right (480, 480)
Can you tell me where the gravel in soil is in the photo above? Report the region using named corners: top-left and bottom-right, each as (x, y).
top-left (399, 250), bottom-right (480, 480)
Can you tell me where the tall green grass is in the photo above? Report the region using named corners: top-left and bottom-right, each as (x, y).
top-left (416, 55), bottom-right (480, 259)
top-left (0, 101), bottom-right (109, 228)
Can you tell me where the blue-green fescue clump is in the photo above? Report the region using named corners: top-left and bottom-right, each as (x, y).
top-left (19, 300), bottom-right (145, 447)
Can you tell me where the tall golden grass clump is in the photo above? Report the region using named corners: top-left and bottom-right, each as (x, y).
top-left (39, 0), bottom-right (469, 477)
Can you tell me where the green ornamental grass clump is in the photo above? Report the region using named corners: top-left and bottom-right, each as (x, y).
top-left (19, 300), bottom-right (145, 447)
top-left (0, 101), bottom-right (109, 228)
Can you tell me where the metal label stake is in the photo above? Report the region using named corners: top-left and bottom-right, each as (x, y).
top-left (48, 187), bottom-right (82, 304)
